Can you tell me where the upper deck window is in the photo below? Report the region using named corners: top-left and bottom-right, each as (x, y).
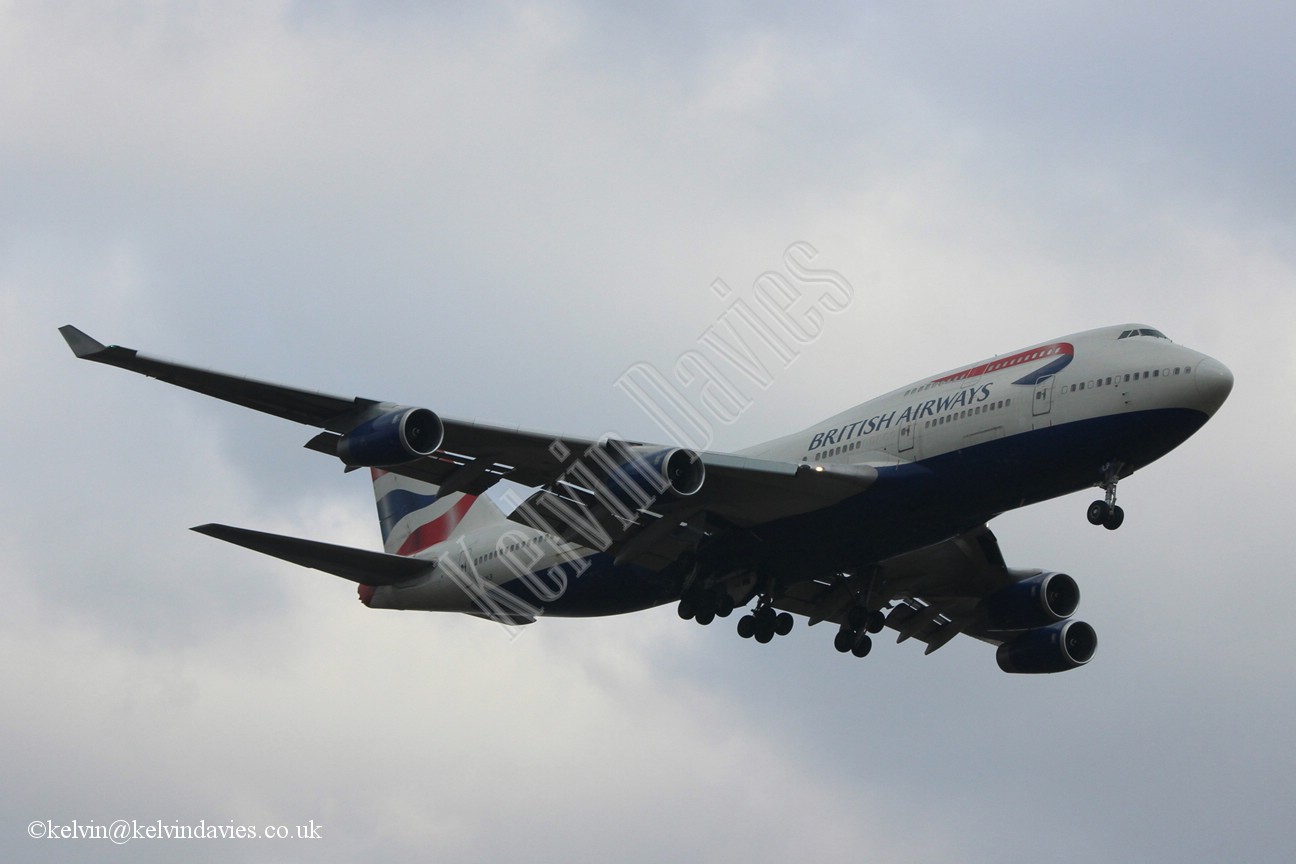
top-left (1118, 328), bottom-right (1169, 340)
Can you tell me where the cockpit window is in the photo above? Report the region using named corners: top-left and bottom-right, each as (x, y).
top-left (1118, 328), bottom-right (1169, 340)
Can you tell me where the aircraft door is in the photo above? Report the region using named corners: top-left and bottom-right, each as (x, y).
top-left (897, 422), bottom-right (915, 454)
top-left (1032, 374), bottom-right (1055, 425)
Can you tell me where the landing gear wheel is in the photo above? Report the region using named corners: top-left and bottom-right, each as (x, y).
top-left (775, 612), bottom-right (794, 636)
top-left (736, 614), bottom-right (756, 639)
top-left (677, 598), bottom-right (695, 620)
top-left (850, 635), bottom-right (873, 658)
top-left (834, 628), bottom-right (855, 653)
top-left (715, 593), bottom-right (735, 618)
top-left (865, 610), bottom-right (886, 634)
top-left (695, 609), bottom-right (715, 626)
top-left (1087, 500), bottom-right (1110, 526)
top-left (1089, 461), bottom-right (1126, 528)
top-left (1103, 505), bottom-right (1125, 530)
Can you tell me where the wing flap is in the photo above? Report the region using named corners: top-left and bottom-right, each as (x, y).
top-left (767, 526), bottom-right (1019, 654)
top-left (192, 523), bottom-right (433, 586)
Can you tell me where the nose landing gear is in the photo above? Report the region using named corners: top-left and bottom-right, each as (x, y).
top-left (1087, 462), bottom-right (1126, 530)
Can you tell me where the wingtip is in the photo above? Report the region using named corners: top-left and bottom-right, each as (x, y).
top-left (58, 325), bottom-right (106, 358)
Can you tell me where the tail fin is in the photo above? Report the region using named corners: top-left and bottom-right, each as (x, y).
top-left (371, 469), bottom-right (507, 556)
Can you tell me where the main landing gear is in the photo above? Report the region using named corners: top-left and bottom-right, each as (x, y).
top-left (833, 605), bottom-right (885, 658)
top-left (676, 585), bottom-right (735, 626)
top-left (679, 586), bottom-right (888, 658)
top-left (736, 601), bottom-right (793, 644)
top-left (1087, 462), bottom-right (1125, 530)
top-left (679, 588), bottom-right (794, 643)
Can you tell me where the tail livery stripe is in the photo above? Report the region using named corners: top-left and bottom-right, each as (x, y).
top-left (376, 488), bottom-right (441, 544)
top-left (396, 495), bottom-right (476, 556)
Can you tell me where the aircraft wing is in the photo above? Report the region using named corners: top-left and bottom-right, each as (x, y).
top-left (61, 327), bottom-right (877, 566)
top-left (60, 324), bottom-right (607, 484)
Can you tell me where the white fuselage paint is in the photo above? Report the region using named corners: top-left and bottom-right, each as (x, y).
top-left (368, 324), bottom-right (1232, 616)
top-left (745, 323), bottom-right (1230, 465)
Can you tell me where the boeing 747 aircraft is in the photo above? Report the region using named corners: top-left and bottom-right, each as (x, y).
top-left (61, 323), bottom-right (1231, 673)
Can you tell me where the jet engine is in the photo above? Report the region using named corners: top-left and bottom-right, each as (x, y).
top-left (996, 620), bottom-right (1097, 674)
top-left (601, 442), bottom-right (705, 507)
top-left (982, 571), bottom-right (1080, 630)
top-left (337, 407), bottom-right (444, 467)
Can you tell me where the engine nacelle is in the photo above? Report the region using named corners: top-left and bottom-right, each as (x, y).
top-left (996, 620), bottom-right (1097, 674)
top-left (983, 571), bottom-right (1080, 630)
top-left (337, 407), bottom-right (444, 467)
top-left (601, 442), bottom-right (705, 507)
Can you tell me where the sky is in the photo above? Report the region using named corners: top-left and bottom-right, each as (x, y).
top-left (3, 1), bottom-right (1294, 861)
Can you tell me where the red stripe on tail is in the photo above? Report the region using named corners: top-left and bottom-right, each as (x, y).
top-left (396, 495), bottom-right (477, 556)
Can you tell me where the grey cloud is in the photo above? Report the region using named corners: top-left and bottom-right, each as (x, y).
top-left (2, 2), bottom-right (1293, 863)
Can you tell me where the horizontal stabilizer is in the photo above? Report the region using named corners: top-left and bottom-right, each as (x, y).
top-left (192, 523), bottom-right (433, 585)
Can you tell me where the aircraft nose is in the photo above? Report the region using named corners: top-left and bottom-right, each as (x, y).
top-left (1194, 357), bottom-right (1233, 415)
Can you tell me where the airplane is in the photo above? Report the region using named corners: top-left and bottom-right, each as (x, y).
top-left (60, 323), bottom-right (1232, 673)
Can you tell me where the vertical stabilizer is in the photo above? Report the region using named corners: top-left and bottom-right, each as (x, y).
top-left (371, 469), bottom-right (507, 556)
